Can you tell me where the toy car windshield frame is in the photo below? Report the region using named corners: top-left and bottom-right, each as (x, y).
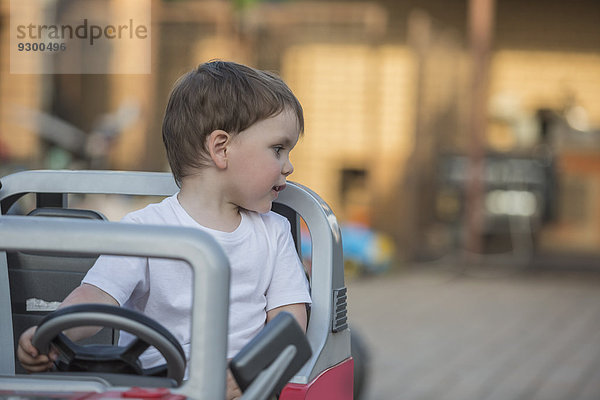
top-left (0, 170), bottom-right (350, 398)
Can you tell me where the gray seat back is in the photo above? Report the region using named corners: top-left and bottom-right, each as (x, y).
top-left (8, 208), bottom-right (117, 374)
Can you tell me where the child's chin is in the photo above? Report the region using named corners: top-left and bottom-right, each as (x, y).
top-left (246, 203), bottom-right (272, 215)
top-left (257, 205), bottom-right (272, 214)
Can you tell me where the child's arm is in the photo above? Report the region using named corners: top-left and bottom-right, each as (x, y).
top-left (17, 283), bottom-right (118, 372)
top-left (56, 283), bottom-right (119, 340)
top-left (266, 303), bottom-right (307, 333)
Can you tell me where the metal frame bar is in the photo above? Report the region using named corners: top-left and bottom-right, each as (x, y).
top-left (0, 216), bottom-right (230, 399)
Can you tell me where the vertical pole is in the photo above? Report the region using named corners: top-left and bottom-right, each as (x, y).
top-left (465, 0), bottom-right (495, 259)
top-left (0, 252), bottom-right (15, 374)
top-left (406, 10), bottom-right (431, 260)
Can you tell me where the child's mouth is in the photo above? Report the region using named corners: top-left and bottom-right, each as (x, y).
top-left (272, 184), bottom-right (286, 192)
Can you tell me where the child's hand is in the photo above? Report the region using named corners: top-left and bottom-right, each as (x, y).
top-left (226, 368), bottom-right (242, 400)
top-left (16, 326), bottom-right (58, 373)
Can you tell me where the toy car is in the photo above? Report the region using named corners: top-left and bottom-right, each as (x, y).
top-left (0, 170), bottom-right (353, 399)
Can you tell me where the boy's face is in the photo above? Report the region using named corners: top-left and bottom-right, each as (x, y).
top-left (225, 108), bottom-right (300, 214)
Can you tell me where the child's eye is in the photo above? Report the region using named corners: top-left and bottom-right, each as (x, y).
top-left (273, 146), bottom-right (283, 156)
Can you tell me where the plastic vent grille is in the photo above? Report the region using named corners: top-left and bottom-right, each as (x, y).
top-left (332, 287), bottom-right (348, 332)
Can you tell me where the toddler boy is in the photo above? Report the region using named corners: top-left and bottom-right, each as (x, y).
top-left (17, 61), bottom-right (312, 397)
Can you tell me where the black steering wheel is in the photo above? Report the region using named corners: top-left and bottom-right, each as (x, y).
top-left (32, 304), bottom-right (186, 385)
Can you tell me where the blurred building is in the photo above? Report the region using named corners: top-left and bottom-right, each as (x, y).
top-left (1, 0), bottom-right (599, 260)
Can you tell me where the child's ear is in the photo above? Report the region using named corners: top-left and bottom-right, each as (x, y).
top-left (207, 130), bottom-right (231, 169)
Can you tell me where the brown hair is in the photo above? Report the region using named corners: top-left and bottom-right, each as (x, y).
top-left (162, 60), bottom-right (304, 187)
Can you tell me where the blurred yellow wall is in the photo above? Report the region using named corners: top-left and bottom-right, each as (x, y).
top-left (491, 51), bottom-right (600, 123)
top-left (2, 0), bottom-right (600, 251)
top-left (0, 1), bottom-right (43, 160)
top-left (282, 44), bottom-right (417, 219)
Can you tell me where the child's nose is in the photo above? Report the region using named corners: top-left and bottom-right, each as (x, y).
top-left (283, 159), bottom-right (294, 176)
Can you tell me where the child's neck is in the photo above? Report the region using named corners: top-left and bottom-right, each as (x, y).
top-left (177, 179), bottom-right (242, 233)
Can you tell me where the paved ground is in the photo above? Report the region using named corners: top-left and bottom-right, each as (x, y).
top-left (347, 260), bottom-right (600, 400)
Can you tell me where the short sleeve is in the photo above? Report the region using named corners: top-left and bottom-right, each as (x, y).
top-left (81, 213), bottom-right (149, 307)
top-left (265, 218), bottom-right (312, 311)
top-left (82, 254), bottom-right (148, 306)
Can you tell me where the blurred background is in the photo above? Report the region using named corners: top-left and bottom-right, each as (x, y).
top-left (1, 0), bottom-right (600, 399)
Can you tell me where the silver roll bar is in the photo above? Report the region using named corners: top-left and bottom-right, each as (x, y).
top-left (0, 216), bottom-right (230, 399)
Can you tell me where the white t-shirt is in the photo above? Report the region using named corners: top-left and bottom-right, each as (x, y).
top-left (82, 194), bottom-right (311, 367)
